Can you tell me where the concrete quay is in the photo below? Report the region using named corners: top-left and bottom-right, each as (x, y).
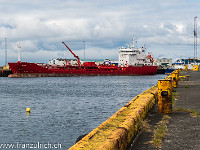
top-left (69, 84), bottom-right (159, 150)
top-left (68, 70), bottom-right (199, 150)
top-left (132, 70), bottom-right (200, 150)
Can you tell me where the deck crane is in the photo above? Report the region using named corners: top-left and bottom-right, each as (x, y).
top-left (62, 42), bottom-right (80, 67)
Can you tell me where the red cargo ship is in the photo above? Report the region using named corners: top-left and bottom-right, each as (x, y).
top-left (8, 39), bottom-right (157, 77)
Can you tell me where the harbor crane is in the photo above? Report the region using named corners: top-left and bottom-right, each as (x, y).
top-left (62, 42), bottom-right (80, 67)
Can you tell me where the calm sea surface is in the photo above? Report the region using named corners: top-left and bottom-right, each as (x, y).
top-left (0, 75), bottom-right (166, 149)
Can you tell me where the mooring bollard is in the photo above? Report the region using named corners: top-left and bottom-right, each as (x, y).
top-left (158, 80), bottom-right (172, 114)
top-left (171, 73), bottom-right (178, 88)
top-left (185, 65), bottom-right (188, 71)
top-left (174, 69), bottom-right (179, 75)
top-left (193, 65), bottom-right (199, 71)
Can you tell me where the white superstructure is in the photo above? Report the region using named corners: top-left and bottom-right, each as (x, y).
top-left (172, 59), bottom-right (185, 69)
top-left (118, 38), bottom-right (153, 67)
top-left (48, 58), bottom-right (78, 66)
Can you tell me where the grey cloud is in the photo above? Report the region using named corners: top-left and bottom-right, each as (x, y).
top-left (0, 0), bottom-right (200, 65)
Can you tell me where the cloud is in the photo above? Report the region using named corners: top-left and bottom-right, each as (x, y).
top-left (0, 0), bottom-right (199, 65)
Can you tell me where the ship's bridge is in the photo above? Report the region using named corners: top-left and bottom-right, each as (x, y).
top-left (118, 47), bottom-right (147, 67)
top-left (118, 37), bottom-right (148, 67)
top-left (119, 47), bottom-right (139, 55)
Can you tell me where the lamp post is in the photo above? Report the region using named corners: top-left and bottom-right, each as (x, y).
top-left (194, 16), bottom-right (198, 60)
top-left (83, 41), bottom-right (85, 60)
top-left (5, 38), bottom-right (7, 65)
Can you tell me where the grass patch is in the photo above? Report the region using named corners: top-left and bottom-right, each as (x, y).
top-left (184, 86), bottom-right (190, 88)
top-left (172, 91), bottom-right (179, 106)
top-left (150, 115), bottom-right (171, 148)
top-left (152, 138), bottom-right (161, 146)
top-left (173, 107), bottom-right (200, 117)
top-left (162, 115), bottom-right (171, 123)
top-left (173, 107), bottom-right (188, 112)
top-left (140, 119), bottom-right (152, 132)
top-left (190, 110), bottom-right (200, 117)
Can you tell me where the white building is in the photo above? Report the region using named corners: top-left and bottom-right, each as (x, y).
top-left (157, 58), bottom-right (172, 67)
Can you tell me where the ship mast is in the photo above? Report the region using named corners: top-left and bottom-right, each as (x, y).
top-left (132, 37), bottom-right (135, 48)
top-left (17, 42), bottom-right (21, 63)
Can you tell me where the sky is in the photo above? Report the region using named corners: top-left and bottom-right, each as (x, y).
top-left (0, 0), bottom-right (199, 65)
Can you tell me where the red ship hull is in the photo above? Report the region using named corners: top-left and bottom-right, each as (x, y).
top-left (8, 62), bottom-right (157, 77)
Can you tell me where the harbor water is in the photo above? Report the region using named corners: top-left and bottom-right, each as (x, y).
top-left (0, 75), bottom-right (166, 149)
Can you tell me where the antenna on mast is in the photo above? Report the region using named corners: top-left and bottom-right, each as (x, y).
top-left (132, 37), bottom-right (135, 48)
top-left (17, 42), bottom-right (21, 63)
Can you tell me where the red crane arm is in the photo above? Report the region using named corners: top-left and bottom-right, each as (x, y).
top-left (62, 42), bottom-right (79, 60)
top-left (62, 42), bottom-right (80, 67)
